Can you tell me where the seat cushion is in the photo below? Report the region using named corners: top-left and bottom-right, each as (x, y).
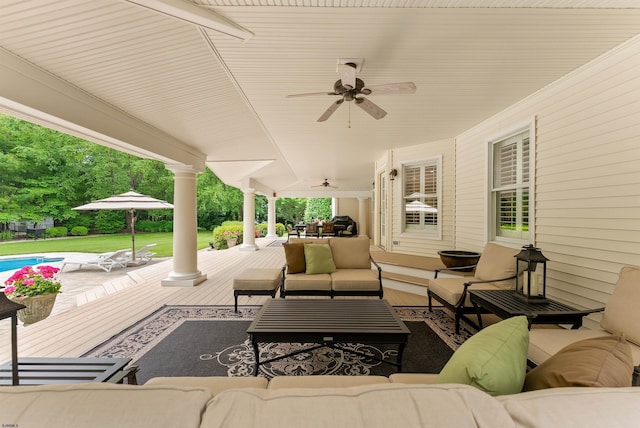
top-left (146, 376), bottom-right (268, 396)
top-left (600, 265), bottom-right (640, 346)
top-left (523, 334), bottom-right (634, 391)
top-left (233, 268), bottom-right (281, 290)
top-left (474, 243), bottom-right (519, 288)
top-left (329, 237), bottom-right (371, 269)
top-left (284, 273), bottom-right (332, 291)
top-left (304, 243), bottom-right (337, 274)
top-left (428, 277), bottom-right (502, 306)
top-left (330, 269), bottom-right (380, 291)
top-left (268, 375), bottom-right (389, 389)
top-left (202, 384), bottom-right (514, 428)
top-left (283, 242), bottom-right (306, 274)
top-left (436, 316), bottom-right (529, 396)
top-left (0, 383), bottom-right (211, 428)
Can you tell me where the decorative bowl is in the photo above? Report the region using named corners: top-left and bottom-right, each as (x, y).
top-left (437, 250), bottom-right (481, 272)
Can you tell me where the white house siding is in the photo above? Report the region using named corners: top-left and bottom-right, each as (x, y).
top-left (454, 35), bottom-right (640, 321)
top-left (388, 138), bottom-right (456, 256)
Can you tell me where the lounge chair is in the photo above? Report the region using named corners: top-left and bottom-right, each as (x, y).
top-left (126, 243), bottom-right (157, 263)
top-left (427, 242), bottom-right (520, 333)
top-left (61, 249), bottom-right (131, 272)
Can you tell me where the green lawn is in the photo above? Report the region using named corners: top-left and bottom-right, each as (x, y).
top-left (0, 232), bottom-right (213, 258)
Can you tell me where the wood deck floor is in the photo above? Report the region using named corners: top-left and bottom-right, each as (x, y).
top-left (0, 239), bottom-right (428, 363)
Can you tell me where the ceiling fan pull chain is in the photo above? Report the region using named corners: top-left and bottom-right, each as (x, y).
top-left (348, 101), bottom-right (351, 128)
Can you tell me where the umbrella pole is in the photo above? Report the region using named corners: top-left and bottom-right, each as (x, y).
top-left (130, 208), bottom-right (136, 263)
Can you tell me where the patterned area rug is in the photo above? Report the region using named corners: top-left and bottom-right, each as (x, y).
top-left (84, 305), bottom-right (473, 383)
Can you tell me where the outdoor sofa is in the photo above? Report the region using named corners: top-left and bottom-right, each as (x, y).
top-left (3, 316), bottom-right (639, 427)
top-left (280, 236), bottom-right (383, 298)
top-left (2, 374), bottom-right (638, 427)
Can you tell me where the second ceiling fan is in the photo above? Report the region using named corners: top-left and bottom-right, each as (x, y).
top-left (286, 62), bottom-right (416, 122)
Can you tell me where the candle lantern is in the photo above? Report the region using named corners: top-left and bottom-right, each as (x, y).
top-left (514, 244), bottom-right (549, 304)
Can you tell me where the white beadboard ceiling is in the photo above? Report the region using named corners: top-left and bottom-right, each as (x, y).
top-left (1, 0), bottom-right (639, 196)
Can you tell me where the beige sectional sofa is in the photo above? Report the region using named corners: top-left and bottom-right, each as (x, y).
top-left (2, 375), bottom-right (640, 427)
top-left (528, 265), bottom-right (640, 379)
top-left (280, 237), bottom-right (383, 298)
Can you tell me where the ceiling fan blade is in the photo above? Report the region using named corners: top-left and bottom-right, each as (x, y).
top-left (355, 97), bottom-right (387, 120)
top-left (286, 92), bottom-right (337, 98)
top-left (318, 99), bottom-right (344, 122)
top-left (338, 63), bottom-right (356, 90)
top-left (361, 82), bottom-right (416, 96)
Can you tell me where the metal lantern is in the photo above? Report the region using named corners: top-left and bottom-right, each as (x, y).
top-left (514, 244), bottom-right (549, 304)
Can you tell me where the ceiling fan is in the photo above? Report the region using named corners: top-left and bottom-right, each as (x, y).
top-left (312, 179), bottom-right (337, 189)
top-left (286, 62), bottom-right (416, 122)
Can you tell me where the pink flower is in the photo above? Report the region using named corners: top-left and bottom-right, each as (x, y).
top-left (4, 285), bottom-right (15, 295)
top-left (23, 279), bottom-right (35, 286)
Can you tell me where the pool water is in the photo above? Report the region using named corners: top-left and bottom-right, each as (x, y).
top-left (0, 257), bottom-right (64, 273)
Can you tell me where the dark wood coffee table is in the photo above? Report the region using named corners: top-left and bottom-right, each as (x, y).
top-left (247, 299), bottom-right (410, 375)
top-left (468, 289), bottom-right (604, 329)
top-left (0, 357), bottom-right (137, 385)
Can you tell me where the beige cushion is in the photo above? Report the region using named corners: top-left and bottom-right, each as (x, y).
top-left (329, 237), bottom-right (371, 269)
top-left (0, 383), bottom-right (211, 428)
top-left (330, 269), bottom-right (380, 291)
top-left (600, 265), bottom-right (640, 346)
top-left (284, 273), bottom-right (332, 291)
top-left (233, 268), bottom-right (281, 290)
top-left (498, 387), bottom-right (640, 428)
top-left (202, 384), bottom-right (514, 428)
top-left (428, 277), bottom-right (502, 306)
top-left (474, 243), bottom-right (519, 288)
top-left (146, 376), bottom-right (268, 396)
top-left (523, 335), bottom-right (634, 391)
top-left (268, 375), bottom-right (389, 389)
top-left (283, 242), bottom-right (306, 274)
top-left (528, 328), bottom-right (612, 365)
top-left (290, 238), bottom-right (330, 244)
top-left (389, 373), bottom-right (439, 384)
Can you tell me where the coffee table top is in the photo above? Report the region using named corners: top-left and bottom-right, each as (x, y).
top-left (248, 299), bottom-right (409, 336)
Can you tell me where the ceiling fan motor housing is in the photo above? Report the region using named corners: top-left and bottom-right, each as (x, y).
top-left (333, 78), bottom-right (366, 96)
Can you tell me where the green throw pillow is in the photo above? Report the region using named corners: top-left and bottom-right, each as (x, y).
top-left (436, 316), bottom-right (529, 396)
top-left (304, 244), bottom-right (336, 275)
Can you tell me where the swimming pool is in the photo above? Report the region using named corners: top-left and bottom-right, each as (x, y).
top-left (0, 257), bottom-right (64, 273)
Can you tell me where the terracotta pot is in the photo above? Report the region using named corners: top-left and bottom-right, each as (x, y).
top-left (12, 293), bottom-right (58, 325)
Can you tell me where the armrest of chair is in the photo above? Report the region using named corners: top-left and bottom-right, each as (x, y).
top-left (370, 256), bottom-right (383, 285)
top-left (434, 264), bottom-right (478, 278)
top-left (462, 274), bottom-right (517, 290)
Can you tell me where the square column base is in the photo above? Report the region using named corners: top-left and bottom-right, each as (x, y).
top-left (161, 273), bottom-right (207, 287)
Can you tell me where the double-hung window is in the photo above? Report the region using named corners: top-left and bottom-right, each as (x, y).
top-left (490, 129), bottom-right (531, 242)
top-left (403, 157), bottom-right (440, 236)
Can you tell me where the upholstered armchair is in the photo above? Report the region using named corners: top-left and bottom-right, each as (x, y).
top-left (320, 221), bottom-right (336, 238)
top-left (428, 243), bottom-right (520, 333)
top-left (304, 222), bottom-right (319, 238)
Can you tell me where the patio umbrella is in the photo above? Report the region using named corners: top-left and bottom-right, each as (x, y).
top-left (73, 191), bottom-right (173, 262)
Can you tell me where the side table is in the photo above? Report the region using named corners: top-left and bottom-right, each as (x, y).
top-left (0, 293), bottom-right (26, 386)
top-left (468, 289), bottom-right (603, 329)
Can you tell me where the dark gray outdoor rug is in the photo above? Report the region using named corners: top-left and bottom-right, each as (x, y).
top-left (83, 305), bottom-right (473, 384)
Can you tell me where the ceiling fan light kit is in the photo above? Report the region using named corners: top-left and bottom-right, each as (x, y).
top-left (287, 60), bottom-right (416, 123)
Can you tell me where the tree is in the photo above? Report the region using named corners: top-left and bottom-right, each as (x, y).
top-left (304, 198), bottom-right (332, 222)
top-left (276, 198), bottom-right (307, 226)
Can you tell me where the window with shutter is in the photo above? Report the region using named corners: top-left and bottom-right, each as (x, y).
top-left (490, 129), bottom-right (531, 242)
top-left (402, 158), bottom-right (440, 235)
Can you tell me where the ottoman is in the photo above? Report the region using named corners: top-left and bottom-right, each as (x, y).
top-left (233, 268), bottom-right (282, 312)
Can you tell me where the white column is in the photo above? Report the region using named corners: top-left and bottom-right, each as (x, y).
top-left (266, 196), bottom-right (277, 238)
top-left (358, 197), bottom-right (369, 238)
top-left (241, 188), bottom-right (258, 251)
top-left (162, 165), bottom-right (207, 287)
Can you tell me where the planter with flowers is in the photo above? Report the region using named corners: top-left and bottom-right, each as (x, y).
top-left (223, 230), bottom-right (239, 248)
top-left (3, 265), bottom-right (62, 325)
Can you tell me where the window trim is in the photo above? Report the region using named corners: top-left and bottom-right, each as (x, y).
top-left (400, 155), bottom-right (442, 239)
top-left (487, 118), bottom-right (536, 245)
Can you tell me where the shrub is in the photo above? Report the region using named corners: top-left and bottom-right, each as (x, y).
top-left (70, 226), bottom-right (89, 236)
top-left (0, 230), bottom-right (13, 241)
top-left (256, 222), bottom-right (286, 237)
top-left (65, 215), bottom-right (93, 230)
top-left (95, 211), bottom-right (124, 234)
top-left (136, 220), bottom-right (173, 232)
top-left (45, 227), bottom-right (68, 238)
top-left (212, 222), bottom-right (243, 250)
top-left (275, 223), bottom-right (285, 237)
